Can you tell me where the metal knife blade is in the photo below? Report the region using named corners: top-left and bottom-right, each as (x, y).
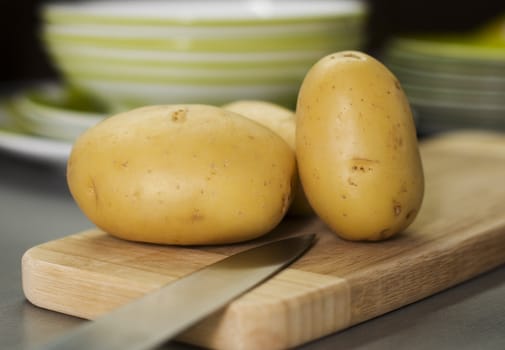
top-left (37, 233), bottom-right (316, 350)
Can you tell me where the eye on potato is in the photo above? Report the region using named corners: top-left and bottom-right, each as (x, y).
top-left (67, 104), bottom-right (296, 245)
top-left (296, 51), bottom-right (424, 241)
top-left (222, 100), bottom-right (313, 217)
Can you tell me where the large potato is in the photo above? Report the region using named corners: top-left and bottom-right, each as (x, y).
top-left (296, 51), bottom-right (424, 241)
top-left (67, 104), bottom-right (296, 245)
top-left (223, 100), bottom-right (313, 217)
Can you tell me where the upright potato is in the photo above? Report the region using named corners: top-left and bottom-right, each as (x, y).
top-left (223, 100), bottom-right (313, 216)
top-left (296, 51), bottom-right (424, 241)
top-left (67, 104), bottom-right (296, 245)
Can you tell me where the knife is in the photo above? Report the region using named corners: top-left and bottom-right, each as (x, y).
top-left (37, 233), bottom-right (316, 350)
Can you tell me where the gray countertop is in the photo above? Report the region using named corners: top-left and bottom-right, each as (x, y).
top-left (1, 152), bottom-right (505, 350)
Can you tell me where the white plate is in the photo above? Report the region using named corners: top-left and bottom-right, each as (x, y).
top-left (0, 105), bottom-right (71, 165)
top-left (12, 93), bottom-right (105, 141)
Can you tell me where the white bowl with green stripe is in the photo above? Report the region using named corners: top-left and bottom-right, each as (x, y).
top-left (43, 39), bottom-right (362, 83)
top-left (40, 0), bottom-right (368, 107)
top-left (43, 40), bottom-right (364, 109)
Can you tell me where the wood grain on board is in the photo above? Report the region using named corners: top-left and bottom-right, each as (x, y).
top-left (22, 131), bottom-right (505, 350)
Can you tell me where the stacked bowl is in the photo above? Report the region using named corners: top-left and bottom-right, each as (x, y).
top-left (40, 0), bottom-right (369, 110)
top-left (382, 22), bottom-right (505, 133)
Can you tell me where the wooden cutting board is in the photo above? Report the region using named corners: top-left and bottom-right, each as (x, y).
top-left (22, 131), bottom-right (505, 350)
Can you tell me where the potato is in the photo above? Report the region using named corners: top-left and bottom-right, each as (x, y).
top-left (222, 100), bottom-right (295, 148)
top-left (67, 104), bottom-right (296, 245)
top-left (223, 100), bottom-right (314, 217)
top-left (296, 51), bottom-right (424, 241)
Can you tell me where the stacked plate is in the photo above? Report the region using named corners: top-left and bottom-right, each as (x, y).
top-left (382, 24), bottom-right (505, 133)
top-left (40, 0), bottom-right (368, 110)
top-left (0, 84), bottom-right (107, 164)
top-left (9, 84), bottom-right (106, 141)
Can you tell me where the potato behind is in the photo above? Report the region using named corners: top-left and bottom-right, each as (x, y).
top-left (222, 100), bottom-right (314, 217)
top-left (67, 104), bottom-right (296, 245)
top-left (222, 100), bottom-right (296, 148)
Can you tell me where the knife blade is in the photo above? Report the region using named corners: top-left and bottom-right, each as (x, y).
top-left (37, 233), bottom-right (316, 350)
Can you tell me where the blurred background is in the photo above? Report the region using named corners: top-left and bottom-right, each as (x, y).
top-left (0, 0), bottom-right (504, 165)
top-left (2, 0), bottom-right (504, 82)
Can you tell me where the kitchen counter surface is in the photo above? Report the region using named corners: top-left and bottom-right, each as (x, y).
top-left (1, 152), bottom-right (505, 350)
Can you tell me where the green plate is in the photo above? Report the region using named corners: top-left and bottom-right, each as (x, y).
top-left (386, 34), bottom-right (505, 62)
top-left (387, 63), bottom-right (505, 91)
top-left (9, 84), bottom-right (107, 141)
top-left (404, 84), bottom-right (505, 108)
top-left (383, 48), bottom-right (505, 76)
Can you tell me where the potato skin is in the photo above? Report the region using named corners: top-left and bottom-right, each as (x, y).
top-left (67, 104), bottom-right (296, 245)
top-left (296, 51), bottom-right (424, 241)
top-left (223, 100), bottom-right (296, 149)
top-left (222, 100), bottom-right (313, 217)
